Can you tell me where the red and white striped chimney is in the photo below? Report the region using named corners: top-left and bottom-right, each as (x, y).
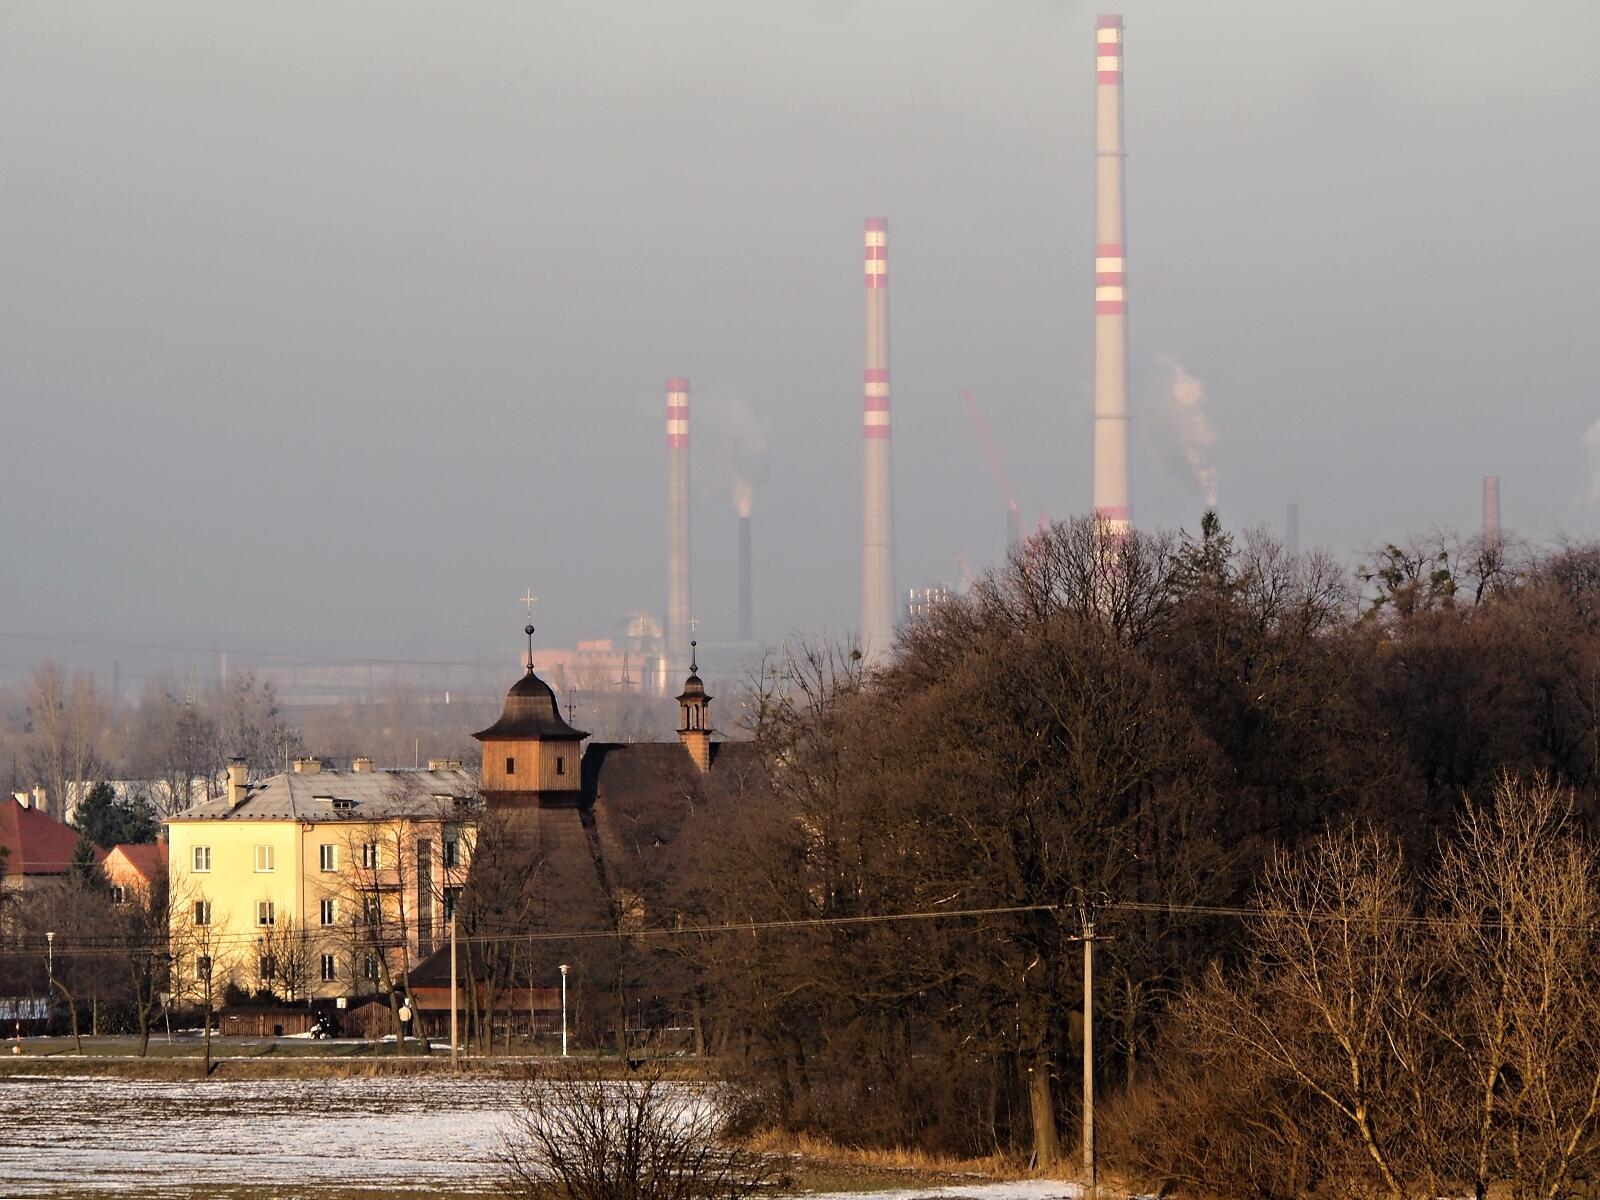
top-left (666, 378), bottom-right (692, 681)
top-left (861, 218), bottom-right (895, 660)
top-left (1093, 15), bottom-right (1130, 533)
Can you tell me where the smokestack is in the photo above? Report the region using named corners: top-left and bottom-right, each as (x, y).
top-left (1007, 502), bottom-right (1024, 552)
top-left (666, 378), bottom-right (692, 678)
top-left (861, 218), bottom-right (896, 660)
top-left (1483, 476), bottom-right (1502, 548)
top-left (1286, 502), bottom-right (1300, 558)
top-left (738, 514), bottom-right (754, 642)
top-left (1093, 15), bottom-right (1130, 533)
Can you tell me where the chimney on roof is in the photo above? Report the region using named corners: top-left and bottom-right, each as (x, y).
top-left (351, 757), bottom-right (376, 773)
top-left (226, 759), bottom-right (249, 807)
top-left (293, 757), bottom-right (322, 775)
top-left (31, 785), bottom-right (46, 814)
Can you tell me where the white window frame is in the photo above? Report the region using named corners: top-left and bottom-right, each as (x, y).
top-left (257, 900), bottom-right (276, 927)
top-left (362, 841), bottom-right (379, 870)
top-left (320, 953), bottom-right (337, 982)
top-left (111, 885), bottom-right (127, 905)
top-left (194, 900), bottom-right (212, 927)
top-left (254, 845), bottom-right (275, 873)
top-left (443, 837), bottom-right (460, 869)
top-left (319, 844), bottom-right (337, 873)
top-left (192, 846), bottom-right (211, 873)
top-left (195, 955), bottom-right (212, 982)
top-left (320, 898), bottom-right (336, 927)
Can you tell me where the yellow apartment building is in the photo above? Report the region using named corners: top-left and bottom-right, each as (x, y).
top-left (165, 757), bottom-right (476, 1002)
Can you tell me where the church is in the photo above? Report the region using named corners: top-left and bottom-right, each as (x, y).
top-left (405, 625), bottom-right (764, 1046)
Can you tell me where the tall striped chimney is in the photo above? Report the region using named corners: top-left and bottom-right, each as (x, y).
top-left (666, 378), bottom-right (692, 680)
top-left (1093, 15), bottom-right (1130, 532)
top-left (861, 218), bottom-right (896, 660)
top-left (1483, 475), bottom-right (1502, 548)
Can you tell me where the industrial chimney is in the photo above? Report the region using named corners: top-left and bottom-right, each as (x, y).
top-left (861, 218), bottom-right (896, 660)
top-left (738, 513), bottom-right (754, 642)
top-left (1483, 476), bottom-right (1502, 548)
top-left (1092, 15), bottom-right (1130, 533)
top-left (666, 378), bottom-right (692, 680)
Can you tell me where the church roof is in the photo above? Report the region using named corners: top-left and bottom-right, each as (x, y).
top-left (582, 741), bottom-right (764, 884)
top-left (474, 667), bottom-right (589, 742)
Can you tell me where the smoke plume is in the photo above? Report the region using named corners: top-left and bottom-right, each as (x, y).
top-left (1157, 354), bottom-right (1219, 507)
top-left (1584, 418), bottom-right (1600, 503)
top-left (701, 392), bottom-right (769, 517)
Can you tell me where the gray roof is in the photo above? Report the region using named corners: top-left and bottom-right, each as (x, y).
top-left (167, 768), bottom-right (479, 823)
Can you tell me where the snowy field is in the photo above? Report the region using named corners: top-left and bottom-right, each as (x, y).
top-left (0, 1075), bottom-right (1088, 1200)
top-left (0, 1074), bottom-right (517, 1197)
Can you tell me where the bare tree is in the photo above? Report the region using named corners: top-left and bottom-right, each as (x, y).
top-left (22, 662), bottom-right (103, 821)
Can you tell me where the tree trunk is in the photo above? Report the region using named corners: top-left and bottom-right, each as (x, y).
top-left (1025, 1047), bottom-right (1061, 1170)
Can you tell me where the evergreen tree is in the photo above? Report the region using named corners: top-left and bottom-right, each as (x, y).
top-left (71, 781), bottom-right (158, 847)
top-left (67, 832), bottom-right (107, 892)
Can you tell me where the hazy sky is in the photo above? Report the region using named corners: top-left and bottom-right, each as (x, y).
top-left (3, 1), bottom-right (1597, 680)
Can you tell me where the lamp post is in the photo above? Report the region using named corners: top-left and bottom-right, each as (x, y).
top-left (559, 963), bottom-right (569, 1057)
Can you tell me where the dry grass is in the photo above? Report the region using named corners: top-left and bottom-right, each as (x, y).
top-left (740, 1127), bottom-right (1023, 1180)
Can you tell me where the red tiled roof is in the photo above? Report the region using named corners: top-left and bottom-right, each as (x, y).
top-left (107, 842), bottom-right (168, 882)
top-left (0, 799), bottom-right (104, 877)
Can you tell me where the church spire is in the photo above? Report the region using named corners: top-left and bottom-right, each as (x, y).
top-left (676, 640), bottom-right (713, 773)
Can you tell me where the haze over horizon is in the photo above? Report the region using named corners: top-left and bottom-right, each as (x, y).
top-left (4, 1), bottom-right (1597, 684)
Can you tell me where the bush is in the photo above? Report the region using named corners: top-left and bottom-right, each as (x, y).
top-left (495, 1063), bottom-right (776, 1200)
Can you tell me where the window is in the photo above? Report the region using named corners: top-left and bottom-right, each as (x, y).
top-left (257, 900), bottom-right (276, 927)
top-left (320, 898), bottom-right (336, 926)
top-left (259, 955), bottom-right (276, 983)
top-left (319, 844), bottom-right (337, 872)
top-left (443, 887), bottom-right (462, 922)
top-left (320, 954), bottom-right (337, 982)
top-left (193, 900), bottom-right (212, 927)
top-left (505, 756), bottom-right (515, 775)
top-left (195, 955), bottom-right (212, 981)
top-left (361, 842), bottom-right (379, 870)
top-left (111, 885), bottom-right (127, 905)
top-left (556, 755), bottom-right (565, 776)
top-left (362, 896), bottom-right (381, 925)
top-left (192, 846), bottom-right (211, 873)
top-left (254, 845), bottom-right (275, 873)
top-left (443, 837), bottom-right (460, 869)
top-left (362, 953), bottom-right (379, 981)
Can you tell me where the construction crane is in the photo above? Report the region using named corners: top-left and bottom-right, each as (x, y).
top-left (960, 389), bottom-right (1025, 550)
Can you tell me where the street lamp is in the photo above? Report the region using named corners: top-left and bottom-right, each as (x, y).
top-left (559, 963), bottom-right (569, 1057)
top-left (45, 931), bottom-right (54, 982)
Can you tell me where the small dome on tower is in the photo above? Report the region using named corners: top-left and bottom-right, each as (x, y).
top-left (473, 624), bottom-right (588, 742)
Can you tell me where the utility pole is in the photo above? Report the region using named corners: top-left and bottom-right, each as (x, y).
top-left (1083, 909), bottom-right (1096, 1200)
top-left (449, 913), bottom-right (459, 1072)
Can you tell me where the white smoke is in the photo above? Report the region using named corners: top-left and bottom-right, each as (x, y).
top-left (1585, 418), bottom-right (1600, 504)
top-left (701, 392), bottom-right (768, 517)
top-left (1157, 354), bottom-right (1219, 507)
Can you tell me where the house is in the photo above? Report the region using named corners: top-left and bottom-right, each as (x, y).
top-left (104, 843), bottom-right (169, 905)
top-left (164, 760), bottom-right (477, 1002)
top-left (0, 795), bottom-right (101, 896)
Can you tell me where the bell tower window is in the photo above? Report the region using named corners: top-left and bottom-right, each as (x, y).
top-left (505, 756), bottom-right (515, 775)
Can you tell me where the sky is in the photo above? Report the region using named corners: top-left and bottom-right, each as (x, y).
top-left (2, 1), bottom-right (1597, 683)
